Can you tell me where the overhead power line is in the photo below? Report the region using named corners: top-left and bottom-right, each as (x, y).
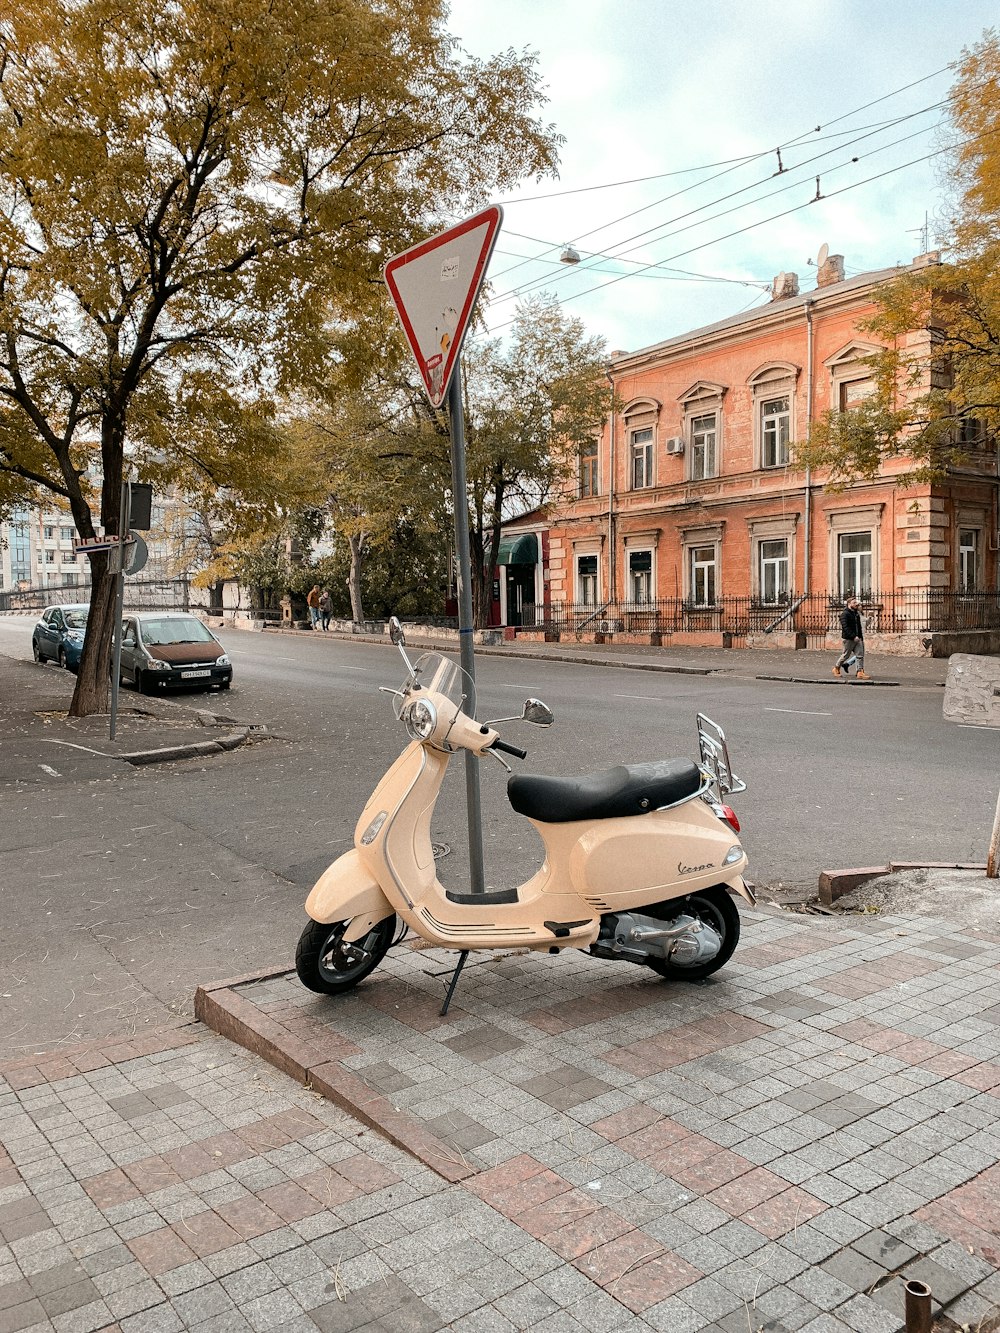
top-left (477, 127), bottom-right (997, 339)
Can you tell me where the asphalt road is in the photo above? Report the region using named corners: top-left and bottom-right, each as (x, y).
top-left (1, 615), bottom-right (997, 1056)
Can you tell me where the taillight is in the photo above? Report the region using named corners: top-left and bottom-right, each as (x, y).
top-left (721, 805), bottom-right (740, 833)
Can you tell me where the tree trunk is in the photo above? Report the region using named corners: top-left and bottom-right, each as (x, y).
top-left (68, 552), bottom-right (116, 717)
top-left (209, 579), bottom-right (225, 617)
top-left (347, 533), bottom-right (366, 622)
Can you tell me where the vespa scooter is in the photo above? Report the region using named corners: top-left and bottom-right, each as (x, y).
top-left (297, 620), bottom-right (752, 1010)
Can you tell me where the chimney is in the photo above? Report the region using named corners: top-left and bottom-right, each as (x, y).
top-left (771, 271), bottom-right (799, 301)
top-left (911, 250), bottom-right (942, 270)
top-left (816, 254), bottom-right (845, 287)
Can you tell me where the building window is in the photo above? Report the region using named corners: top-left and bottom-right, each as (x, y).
top-left (579, 441), bottom-right (599, 497)
top-left (759, 539), bottom-right (789, 604)
top-left (838, 531), bottom-right (872, 597)
top-left (958, 529), bottom-right (980, 592)
top-left (958, 416), bottom-right (986, 448)
top-left (64, 550), bottom-right (77, 564)
top-left (690, 414), bottom-right (717, 480)
top-left (630, 427), bottom-right (653, 489)
top-left (44, 525), bottom-right (55, 540)
top-left (761, 397), bottom-right (790, 468)
top-left (61, 526), bottom-right (74, 542)
top-left (839, 378), bottom-right (875, 411)
top-left (576, 554), bottom-right (599, 606)
top-left (44, 550), bottom-right (56, 564)
top-left (690, 545), bottom-right (717, 607)
top-left (628, 549), bottom-right (653, 604)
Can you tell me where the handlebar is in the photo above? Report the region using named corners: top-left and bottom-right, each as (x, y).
top-left (491, 738), bottom-right (527, 761)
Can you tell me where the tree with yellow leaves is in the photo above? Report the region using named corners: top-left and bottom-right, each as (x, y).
top-left (0, 0), bottom-right (559, 713)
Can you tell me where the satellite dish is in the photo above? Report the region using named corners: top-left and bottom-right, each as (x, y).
top-left (816, 241), bottom-right (829, 268)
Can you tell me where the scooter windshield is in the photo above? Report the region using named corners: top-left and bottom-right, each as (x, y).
top-left (395, 652), bottom-right (475, 717)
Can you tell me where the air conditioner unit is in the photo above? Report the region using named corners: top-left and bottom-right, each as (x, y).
top-left (664, 436), bottom-right (685, 455)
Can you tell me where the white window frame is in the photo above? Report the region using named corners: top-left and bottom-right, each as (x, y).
top-left (749, 516), bottom-right (798, 603)
top-left (689, 545), bottom-right (718, 607)
top-left (576, 553), bottom-right (599, 606)
top-left (749, 363), bottom-right (798, 470)
top-left (760, 397), bottom-right (791, 468)
top-left (679, 381), bottom-right (726, 482)
top-left (689, 413), bottom-right (717, 481)
top-left (627, 548), bottom-right (654, 604)
top-left (629, 426), bottom-right (654, 490)
top-left (838, 531), bottom-right (873, 599)
top-left (759, 538), bottom-right (790, 605)
top-left (827, 505), bottom-right (883, 599)
top-left (958, 528), bottom-right (980, 592)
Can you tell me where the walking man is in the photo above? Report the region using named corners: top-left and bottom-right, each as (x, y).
top-left (833, 596), bottom-right (869, 679)
top-left (306, 584), bottom-right (321, 629)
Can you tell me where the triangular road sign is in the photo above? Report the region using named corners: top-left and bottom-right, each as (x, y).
top-left (383, 205), bottom-right (503, 408)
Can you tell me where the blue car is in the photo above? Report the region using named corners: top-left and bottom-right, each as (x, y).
top-left (31, 603), bottom-right (90, 672)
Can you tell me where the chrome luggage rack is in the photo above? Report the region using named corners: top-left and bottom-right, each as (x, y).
top-left (696, 713), bottom-right (746, 796)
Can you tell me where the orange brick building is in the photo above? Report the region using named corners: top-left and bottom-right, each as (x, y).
top-left (503, 252), bottom-right (999, 650)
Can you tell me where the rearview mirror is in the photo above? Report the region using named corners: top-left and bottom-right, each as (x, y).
top-left (389, 617), bottom-right (405, 646)
top-left (522, 698), bottom-right (553, 727)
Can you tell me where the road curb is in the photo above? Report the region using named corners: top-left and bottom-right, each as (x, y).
top-left (819, 860), bottom-right (988, 905)
top-left (194, 971), bottom-right (477, 1184)
top-left (120, 727), bottom-right (255, 766)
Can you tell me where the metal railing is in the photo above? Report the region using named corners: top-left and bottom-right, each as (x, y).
top-left (531, 590), bottom-right (1000, 643)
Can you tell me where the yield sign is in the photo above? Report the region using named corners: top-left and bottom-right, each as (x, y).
top-left (383, 205), bottom-right (503, 408)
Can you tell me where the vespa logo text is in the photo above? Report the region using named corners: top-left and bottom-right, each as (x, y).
top-left (679, 860), bottom-right (715, 875)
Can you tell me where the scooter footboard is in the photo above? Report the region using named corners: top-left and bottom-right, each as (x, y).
top-left (304, 849), bottom-right (394, 928)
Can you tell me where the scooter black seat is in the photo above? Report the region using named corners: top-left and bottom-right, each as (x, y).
top-left (507, 759), bottom-right (703, 824)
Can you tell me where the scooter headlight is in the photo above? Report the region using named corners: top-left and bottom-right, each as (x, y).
top-left (404, 698), bottom-right (437, 741)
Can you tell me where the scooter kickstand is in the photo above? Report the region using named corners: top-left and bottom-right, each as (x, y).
top-left (440, 950), bottom-right (469, 1017)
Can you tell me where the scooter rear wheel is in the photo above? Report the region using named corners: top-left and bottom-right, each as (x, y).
top-left (296, 915), bottom-right (396, 995)
top-left (645, 886), bottom-right (741, 981)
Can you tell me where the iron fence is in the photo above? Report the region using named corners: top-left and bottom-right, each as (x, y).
top-left (539, 590), bottom-right (1000, 643)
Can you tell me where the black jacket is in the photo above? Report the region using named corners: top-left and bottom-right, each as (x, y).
top-left (840, 606), bottom-right (863, 639)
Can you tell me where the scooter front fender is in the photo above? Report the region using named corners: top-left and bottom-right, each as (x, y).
top-left (304, 849), bottom-right (394, 927)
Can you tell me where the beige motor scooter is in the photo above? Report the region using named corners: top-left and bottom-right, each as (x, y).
top-left (297, 620), bottom-right (752, 1012)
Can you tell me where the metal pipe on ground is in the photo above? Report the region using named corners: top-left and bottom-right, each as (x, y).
top-left (904, 1278), bottom-right (932, 1333)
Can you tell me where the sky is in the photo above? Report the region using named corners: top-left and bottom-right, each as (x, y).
top-left (445, 0), bottom-right (998, 355)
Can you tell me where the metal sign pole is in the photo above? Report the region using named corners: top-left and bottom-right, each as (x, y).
top-left (447, 367), bottom-right (486, 896)
top-left (109, 482), bottom-right (131, 742)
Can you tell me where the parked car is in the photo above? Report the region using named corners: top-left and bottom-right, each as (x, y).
top-left (120, 613), bottom-right (233, 693)
top-left (31, 604), bottom-right (90, 672)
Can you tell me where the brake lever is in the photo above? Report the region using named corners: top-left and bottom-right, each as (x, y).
top-left (485, 747), bottom-right (512, 773)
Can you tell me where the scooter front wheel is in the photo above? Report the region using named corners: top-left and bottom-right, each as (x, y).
top-left (645, 886), bottom-right (741, 982)
top-left (296, 915), bottom-right (396, 995)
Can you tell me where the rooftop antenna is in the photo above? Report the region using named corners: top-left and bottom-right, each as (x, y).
top-left (907, 211), bottom-right (931, 253)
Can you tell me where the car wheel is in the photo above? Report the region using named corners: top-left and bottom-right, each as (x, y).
top-left (32, 639), bottom-right (44, 664)
top-left (135, 668), bottom-right (148, 694)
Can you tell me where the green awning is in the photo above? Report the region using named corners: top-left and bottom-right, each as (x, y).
top-left (497, 533), bottom-right (538, 565)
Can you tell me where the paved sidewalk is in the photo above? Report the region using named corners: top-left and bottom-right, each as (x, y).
top-left (3, 899), bottom-right (999, 1332)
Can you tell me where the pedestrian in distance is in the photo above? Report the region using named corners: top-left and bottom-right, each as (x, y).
top-left (319, 588), bottom-right (332, 632)
top-left (306, 584), bottom-right (321, 630)
top-left (832, 596), bottom-right (869, 680)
